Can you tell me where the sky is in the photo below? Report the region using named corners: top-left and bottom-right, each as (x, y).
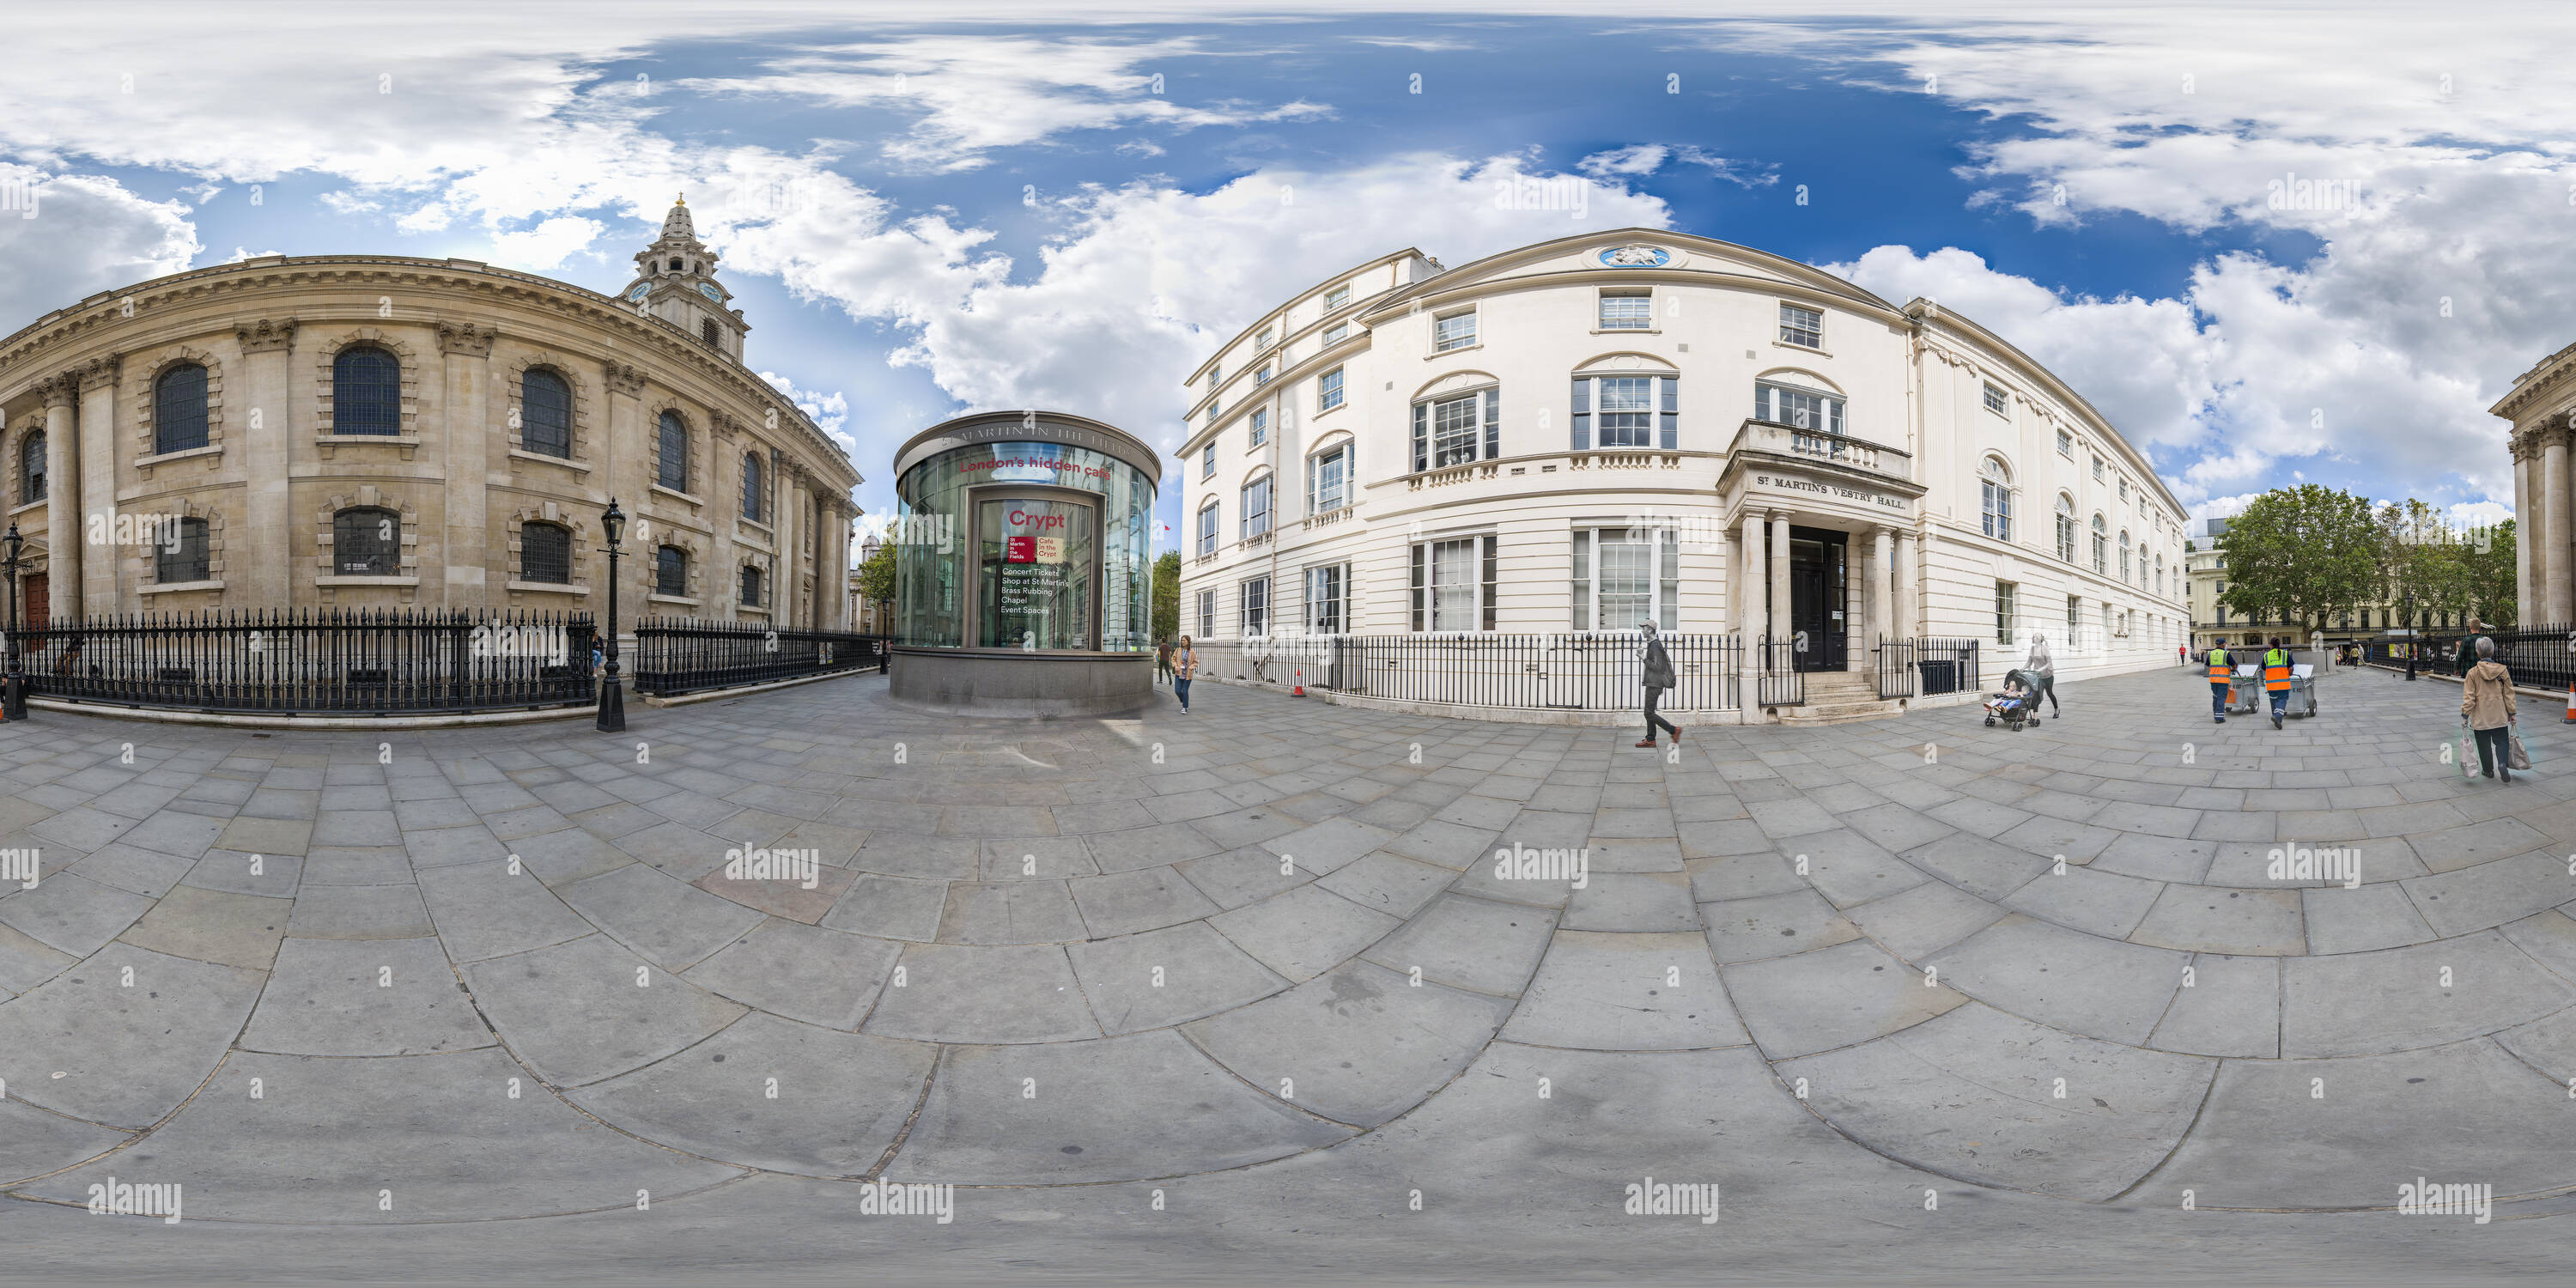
top-left (0, 0), bottom-right (2566, 554)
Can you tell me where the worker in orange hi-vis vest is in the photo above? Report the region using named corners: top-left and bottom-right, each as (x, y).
top-left (2263, 638), bottom-right (2295, 730)
top-left (2205, 637), bottom-right (2233, 725)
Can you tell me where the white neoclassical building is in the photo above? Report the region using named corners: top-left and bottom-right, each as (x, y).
top-left (1175, 229), bottom-right (2190, 719)
top-left (2500, 340), bottom-right (2576, 625)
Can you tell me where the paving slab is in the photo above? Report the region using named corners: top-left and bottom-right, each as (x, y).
top-left (240, 936), bottom-right (489, 1056)
top-left (1499, 930), bottom-right (1746, 1050)
top-left (0, 943), bottom-right (264, 1127)
top-left (569, 1012), bottom-right (934, 1176)
top-left (1184, 961), bottom-right (1510, 1127)
top-left (459, 933), bottom-right (748, 1086)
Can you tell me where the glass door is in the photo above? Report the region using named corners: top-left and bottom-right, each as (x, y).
top-left (976, 496), bottom-right (1097, 649)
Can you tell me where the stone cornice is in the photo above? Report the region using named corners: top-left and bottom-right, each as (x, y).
top-left (235, 317), bottom-right (297, 354)
top-left (0, 255), bottom-right (860, 489)
top-left (75, 355), bottom-right (122, 392)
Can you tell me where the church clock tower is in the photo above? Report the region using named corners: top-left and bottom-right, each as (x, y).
top-left (618, 195), bottom-right (747, 361)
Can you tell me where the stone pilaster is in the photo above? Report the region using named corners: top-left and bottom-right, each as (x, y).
top-left (237, 319), bottom-right (298, 609)
top-left (2546, 425), bottom-right (2572, 623)
top-left (75, 357), bottom-right (120, 617)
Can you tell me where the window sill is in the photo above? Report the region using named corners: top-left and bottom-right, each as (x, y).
top-left (316, 434), bottom-right (422, 447)
top-left (651, 483), bottom-right (703, 507)
top-left (1427, 343), bottom-right (1483, 359)
top-left (1771, 339), bottom-right (1831, 358)
top-left (1592, 327), bottom-right (1660, 336)
top-left (738, 516), bottom-right (774, 535)
top-left (507, 580), bottom-right (590, 595)
top-left (737, 605), bottom-right (770, 617)
top-left (319, 574), bottom-right (419, 587)
top-left (140, 580), bottom-right (223, 595)
top-left (507, 448), bottom-right (589, 472)
top-left (1245, 438), bottom-right (1267, 453)
top-left (648, 592), bottom-right (699, 607)
top-left (137, 444), bottom-right (222, 470)
top-left (1315, 401), bottom-right (1346, 419)
top-left (10, 498), bottom-right (45, 517)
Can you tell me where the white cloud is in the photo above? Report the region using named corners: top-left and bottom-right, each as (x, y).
top-left (0, 167), bottom-right (199, 328)
top-left (758, 369), bottom-right (858, 463)
top-left (1578, 143), bottom-right (1776, 188)
top-left (680, 36), bottom-right (1333, 173)
top-left (485, 216), bottom-right (605, 271)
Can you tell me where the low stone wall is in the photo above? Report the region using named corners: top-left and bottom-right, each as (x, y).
top-left (890, 647), bottom-right (1156, 718)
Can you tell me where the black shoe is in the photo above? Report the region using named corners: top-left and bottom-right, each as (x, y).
top-left (2482, 769), bottom-right (2495, 778)
top-left (2503, 767), bottom-right (2514, 783)
top-left (2273, 714), bottom-right (2283, 730)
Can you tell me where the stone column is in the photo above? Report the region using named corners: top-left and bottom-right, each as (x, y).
top-left (430, 322), bottom-right (493, 611)
top-left (2547, 428), bottom-right (2573, 623)
top-left (775, 459), bottom-right (802, 628)
top-left (826, 499), bottom-right (852, 630)
top-left (1768, 512), bottom-right (1791, 665)
top-left (1894, 528), bottom-right (1919, 639)
top-left (237, 319), bottom-right (299, 609)
top-left (1869, 526), bottom-right (1893, 650)
top-left (75, 357), bottom-right (120, 617)
top-left (2515, 436), bottom-right (2532, 622)
top-left (39, 376), bottom-right (78, 623)
top-left (1735, 513), bottom-right (1764, 641)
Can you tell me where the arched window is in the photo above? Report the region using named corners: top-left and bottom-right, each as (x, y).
top-left (2055, 494), bottom-right (2077, 562)
top-left (156, 517), bottom-right (210, 583)
top-left (739, 563), bottom-right (764, 608)
top-left (155, 362), bottom-right (210, 455)
top-left (1196, 500), bottom-right (1219, 556)
top-left (520, 522), bottom-right (571, 585)
top-left (21, 429), bottom-right (45, 503)
top-left (333, 507), bottom-right (400, 576)
top-left (741, 452), bottom-right (766, 521)
top-left (520, 369), bottom-right (571, 459)
top-left (700, 319), bottom-right (720, 348)
top-left (1978, 456), bottom-right (2013, 542)
top-left (2119, 530), bottom-right (2132, 582)
top-left (2154, 553), bottom-right (2165, 595)
top-left (331, 345), bottom-right (402, 436)
top-left (655, 545), bottom-right (687, 597)
top-left (2091, 514), bottom-right (2108, 574)
top-left (1240, 471), bottom-right (1273, 540)
top-left (656, 410), bottom-right (690, 491)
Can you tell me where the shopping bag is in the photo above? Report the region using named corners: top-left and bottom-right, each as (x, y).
top-left (2511, 727), bottom-right (2532, 771)
top-left (2458, 723), bottom-right (2476, 780)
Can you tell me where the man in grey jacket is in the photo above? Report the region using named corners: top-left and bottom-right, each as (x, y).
top-left (2026, 631), bottom-right (2058, 719)
top-left (1636, 621), bottom-right (1680, 748)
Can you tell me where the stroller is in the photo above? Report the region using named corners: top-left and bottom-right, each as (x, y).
top-left (1984, 669), bottom-right (2044, 731)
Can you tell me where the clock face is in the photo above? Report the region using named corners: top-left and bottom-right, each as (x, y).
top-left (697, 282), bottom-right (723, 302)
top-left (626, 283), bottom-right (651, 301)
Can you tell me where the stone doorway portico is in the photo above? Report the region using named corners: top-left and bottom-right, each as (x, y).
top-left (1719, 417), bottom-right (1930, 677)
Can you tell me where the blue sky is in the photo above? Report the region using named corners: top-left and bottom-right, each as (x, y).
top-left (3, 3), bottom-right (2566, 552)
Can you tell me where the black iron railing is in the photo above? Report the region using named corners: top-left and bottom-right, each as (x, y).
top-left (2364, 624), bottom-right (2564, 691)
top-left (1753, 636), bottom-right (1804, 708)
top-left (1188, 633), bottom-right (1742, 712)
top-left (14, 609), bottom-right (597, 714)
top-left (630, 617), bottom-right (889, 696)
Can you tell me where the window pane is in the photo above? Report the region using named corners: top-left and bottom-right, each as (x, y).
top-left (1315, 447), bottom-right (1347, 512)
top-left (523, 370), bottom-right (572, 458)
top-left (1431, 393), bottom-right (1479, 466)
top-left (657, 411), bottom-right (689, 489)
top-left (1431, 538), bottom-right (1477, 629)
top-left (1319, 368), bottom-right (1344, 410)
top-left (156, 518), bottom-right (209, 583)
top-left (1599, 292), bottom-right (1651, 330)
top-left (1597, 376), bottom-right (1653, 447)
top-left (332, 347), bottom-right (403, 435)
top-left (656, 546), bottom-right (686, 596)
top-left (155, 364), bottom-right (209, 455)
top-left (741, 454), bottom-right (764, 519)
top-left (333, 508), bottom-right (399, 575)
top-left (1778, 303), bottom-right (1822, 347)
top-left (1434, 311), bottom-right (1475, 351)
top-left (1597, 531), bottom-right (1652, 628)
top-left (521, 524), bottom-right (570, 584)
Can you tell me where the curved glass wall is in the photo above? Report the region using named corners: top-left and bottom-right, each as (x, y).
top-left (896, 439), bottom-right (1152, 652)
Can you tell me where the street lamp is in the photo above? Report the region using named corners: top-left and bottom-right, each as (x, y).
top-left (596, 497), bottom-right (628, 732)
top-left (1, 523), bottom-right (25, 721)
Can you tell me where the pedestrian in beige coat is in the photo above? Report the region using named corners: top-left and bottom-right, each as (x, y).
top-left (2460, 635), bottom-right (2518, 783)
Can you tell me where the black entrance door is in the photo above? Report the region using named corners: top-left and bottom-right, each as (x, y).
top-left (1788, 527), bottom-right (1847, 672)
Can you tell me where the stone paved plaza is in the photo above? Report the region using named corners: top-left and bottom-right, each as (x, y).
top-left (5, 662), bottom-right (2576, 1282)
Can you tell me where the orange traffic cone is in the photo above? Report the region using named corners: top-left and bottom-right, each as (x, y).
top-left (2564, 684), bottom-right (2575, 724)
top-left (1292, 666), bottom-right (1306, 697)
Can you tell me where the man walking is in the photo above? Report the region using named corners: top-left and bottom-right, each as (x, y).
top-left (1635, 621), bottom-right (1680, 749)
top-left (1155, 637), bottom-right (1175, 686)
top-left (2205, 636), bottom-right (2232, 724)
top-left (2263, 636), bottom-right (2295, 729)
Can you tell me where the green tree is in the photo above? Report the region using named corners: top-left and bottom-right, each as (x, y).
top-left (2218, 485), bottom-right (2382, 639)
top-left (856, 540), bottom-right (896, 605)
top-left (2470, 519), bottom-right (2517, 626)
top-left (1151, 550), bottom-right (1181, 642)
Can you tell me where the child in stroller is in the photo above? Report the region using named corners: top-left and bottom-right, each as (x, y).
top-left (1984, 669), bottom-right (2043, 730)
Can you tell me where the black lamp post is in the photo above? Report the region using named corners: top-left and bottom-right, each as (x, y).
top-left (1, 522), bottom-right (24, 721)
top-left (597, 498), bottom-right (628, 732)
